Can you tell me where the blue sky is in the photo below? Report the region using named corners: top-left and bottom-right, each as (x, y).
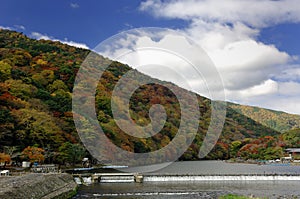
top-left (1, 0), bottom-right (300, 114)
top-left (0, 0), bottom-right (187, 49)
top-left (3, 0), bottom-right (297, 54)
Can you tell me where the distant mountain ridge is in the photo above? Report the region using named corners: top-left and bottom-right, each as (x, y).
top-left (230, 103), bottom-right (300, 133)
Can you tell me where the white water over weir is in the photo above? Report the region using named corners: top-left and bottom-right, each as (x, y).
top-left (99, 174), bottom-right (135, 183)
top-left (73, 173), bottom-right (300, 184)
top-left (143, 175), bottom-right (300, 182)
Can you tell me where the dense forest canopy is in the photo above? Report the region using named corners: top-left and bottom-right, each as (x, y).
top-left (0, 29), bottom-right (300, 165)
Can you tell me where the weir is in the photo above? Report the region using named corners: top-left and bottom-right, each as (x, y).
top-left (72, 173), bottom-right (300, 184)
top-left (73, 173), bottom-right (143, 184)
top-left (93, 173), bottom-right (135, 183)
top-left (143, 174), bottom-right (300, 182)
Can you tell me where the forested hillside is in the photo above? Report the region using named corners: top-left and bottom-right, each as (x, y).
top-left (0, 29), bottom-right (298, 165)
top-left (230, 103), bottom-right (300, 133)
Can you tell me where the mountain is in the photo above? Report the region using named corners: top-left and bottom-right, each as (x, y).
top-left (230, 103), bottom-right (300, 133)
top-left (0, 29), bottom-right (298, 164)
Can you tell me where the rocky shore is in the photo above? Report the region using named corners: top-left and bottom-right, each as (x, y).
top-left (0, 173), bottom-right (77, 199)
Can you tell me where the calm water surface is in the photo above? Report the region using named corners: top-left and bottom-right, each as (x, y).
top-left (149, 160), bottom-right (300, 175)
top-left (74, 161), bottom-right (300, 198)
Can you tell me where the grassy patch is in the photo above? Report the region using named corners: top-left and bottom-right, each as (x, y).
top-left (219, 194), bottom-right (263, 199)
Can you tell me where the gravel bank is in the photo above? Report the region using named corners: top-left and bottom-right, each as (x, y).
top-left (0, 173), bottom-right (77, 199)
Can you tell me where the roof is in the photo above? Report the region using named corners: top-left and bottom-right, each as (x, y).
top-left (285, 148), bottom-right (300, 153)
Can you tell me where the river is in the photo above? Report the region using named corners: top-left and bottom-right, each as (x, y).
top-left (74, 161), bottom-right (300, 198)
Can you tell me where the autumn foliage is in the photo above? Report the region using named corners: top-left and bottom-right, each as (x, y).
top-left (22, 146), bottom-right (45, 163)
top-left (0, 29), bottom-right (299, 162)
top-left (0, 153), bottom-right (11, 164)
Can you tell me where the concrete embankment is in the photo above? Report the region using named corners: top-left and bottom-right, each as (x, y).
top-left (0, 173), bottom-right (77, 199)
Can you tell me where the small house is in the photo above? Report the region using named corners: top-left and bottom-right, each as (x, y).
top-left (285, 148), bottom-right (300, 160)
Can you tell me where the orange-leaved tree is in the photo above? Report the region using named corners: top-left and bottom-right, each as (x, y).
top-left (22, 146), bottom-right (45, 163)
top-left (0, 153), bottom-right (11, 168)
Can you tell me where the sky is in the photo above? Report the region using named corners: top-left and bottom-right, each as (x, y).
top-left (1, 0), bottom-right (300, 115)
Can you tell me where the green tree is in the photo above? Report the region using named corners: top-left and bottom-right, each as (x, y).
top-left (58, 142), bottom-right (86, 166)
top-left (0, 109), bottom-right (14, 148)
top-left (48, 80), bottom-right (68, 93)
top-left (230, 140), bottom-right (242, 158)
top-left (6, 79), bottom-right (37, 100)
top-left (0, 60), bottom-right (12, 81)
top-left (51, 89), bottom-right (72, 112)
top-left (264, 146), bottom-right (283, 160)
top-left (12, 108), bottom-right (64, 148)
top-left (32, 70), bottom-right (55, 87)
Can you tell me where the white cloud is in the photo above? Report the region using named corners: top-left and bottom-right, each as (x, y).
top-left (266, 96), bottom-right (300, 114)
top-left (14, 25), bottom-right (25, 30)
top-left (278, 81), bottom-right (300, 97)
top-left (122, 0), bottom-right (300, 114)
top-left (98, 27), bottom-right (299, 112)
top-left (31, 32), bottom-right (52, 40)
top-left (227, 79), bottom-right (279, 98)
top-left (0, 24), bottom-right (26, 31)
top-left (211, 39), bottom-right (291, 90)
top-left (30, 32), bottom-right (89, 49)
top-left (185, 21), bottom-right (260, 52)
top-left (272, 66), bottom-right (300, 82)
top-left (0, 25), bottom-right (12, 30)
top-left (61, 40), bottom-right (89, 49)
top-left (70, 3), bottom-right (79, 9)
top-left (140, 0), bottom-right (300, 28)
top-left (223, 76), bottom-right (300, 114)
top-left (97, 29), bottom-right (225, 100)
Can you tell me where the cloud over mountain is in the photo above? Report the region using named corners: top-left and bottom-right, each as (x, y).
top-left (108, 0), bottom-right (300, 114)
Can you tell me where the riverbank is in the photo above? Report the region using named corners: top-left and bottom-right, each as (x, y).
top-left (0, 173), bottom-right (77, 199)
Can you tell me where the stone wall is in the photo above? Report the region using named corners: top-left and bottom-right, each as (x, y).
top-left (0, 173), bottom-right (77, 199)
